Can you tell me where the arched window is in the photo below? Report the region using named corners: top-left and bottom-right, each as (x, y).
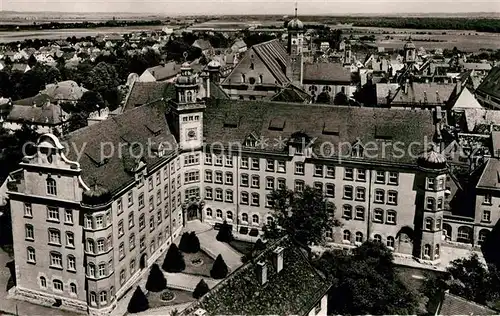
top-left (386, 210), bottom-right (397, 224)
top-left (373, 234), bottom-right (382, 242)
top-left (67, 255), bottom-right (76, 271)
top-left (443, 223), bottom-right (452, 240)
top-left (387, 236), bottom-right (395, 248)
top-left (226, 211), bottom-right (233, 221)
top-left (179, 92), bottom-right (185, 103)
top-left (187, 91), bottom-right (193, 102)
top-left (98, 263), bottom-right (106, 277)
top-left (249, 77), bottom-right (256, 85)
top-left (241, 74), bottom-right (246, 83)
top-left (355, 232), bottom-right (363, 243)
top-left (436, 218), bottom-right (442, 230)
top-left (87, 263), bottom-right (96, 278)
top-left (25, 224), bottom-right (34, 240)
top-left (242, 213), bottom-right (248, 222)
top-left (53, 279), bottom-right (63, 291)
top-left (90, 291), bottom-right (97, 305)
top-left (70, 283), bottom-right (77, 294)
top-left (40, 276), bottom-right (46, 287)
top-left (434, 244), bottom-right (440, 259)
top-left (27, 247), bottom-right (36, 263)
top-left (206, 208), bottom-right (212, 217)
top-left (423, 244), bottom-right (431, 257)
top-left (457, 226), bottom-right (472, 243)
top-left (479, 229), bottom-right (490, 245)
top-left (216, 209), bottom-right (222, 218)
top-left (46, 177), bottom-right (57, 195)
top-left (343, 230), bottom-right (351, 242)
top-left (424, 217), bottom-right (434, 231)
top-left (87, 239), bottom-right (95, 253)
top-left (259, 74), bottom-right (263, 83)
top-left (252, 214), bottom-right (259, 224)
top-left (250, 62), bottom-right (254, 70)
top-left (426, 197), bottom-right (435, 211)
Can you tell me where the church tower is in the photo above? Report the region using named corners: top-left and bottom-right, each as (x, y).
top-left (404, 38), bottom-right (416, 65)
top-left (168, 62), bottom-right (206, 150)
top-left (287, 3), bottom-right (304, 86)
top-left (343, 40), bottom-right (352, 65)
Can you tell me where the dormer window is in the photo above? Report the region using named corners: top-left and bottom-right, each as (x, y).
top-left (351, 143), bottom-right (364, 158)
top-left (295, 146), bottom-right (304, 155)
top-left (250, 62), bottom-right (254, 70)
top-left (259, 74), bottom-right (263, 83)
top-left (245, 138), bottom-right (256, 147)
top-left (241, 74), bottom-right (246, 83)
top-left (187, 91), bottom-right (193, 102)
top-left (179, 92), bottom-right (185, 103)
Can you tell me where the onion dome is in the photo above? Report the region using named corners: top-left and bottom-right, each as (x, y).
top-left (176, 62), bottom-right (197, 87)
top-left (207, 59), bottom-right (221, 70)
top-left (287, 18), bottom-right (304, 31)
top-left (404, 40), bottom-right (416, 50)
top-left (417, 147), bottom-right (447, 170)
top-left (82, 183), bottom-right (112, 207)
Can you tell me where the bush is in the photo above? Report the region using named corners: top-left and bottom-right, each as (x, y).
top-left (249, 228), bottom-right (259, 237)
top-left (188, 231), bottom-right (201, 253)
top-left (241, 253), bottom-right (253, 263)
top-left (216, 221), bottom-right (233, 242)
top-left (127, 286), bottom-right (149, 313)
top-left (210, 254), bottom-right (229, 279)
top-left (162, 244), bottom-right (186, 273)
top-left (193, 279), bottom-right (210, 299)
top-left (160, 290), bottom-right (175, 301)
top-left (239, 226), bottom-right (249, 234)
top-left (178, 232), bottom-right (190, 253)
top-left (254, 238), bottom-right (266, 251)
top-left (145, 263), bottom-right (167, 292)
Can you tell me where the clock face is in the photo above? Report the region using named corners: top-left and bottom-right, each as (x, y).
top-left (186, 129), bottom-right (197, 140)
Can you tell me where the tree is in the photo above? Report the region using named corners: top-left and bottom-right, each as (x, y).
top-left (193, 279), bottom-right (210, 299)
top-left (145, 263), bottom-right (167, 292)
top-left (127, 286), bottom-right (149, 313)
top-left (316, 92), bottom-right (331, 104)
top-left (264, 186), bottom-right (338, 246)
top-left (162, 243), bottom-right (185, 273)
top-left (179, 232), bottom-right (190, 252)
top-left (316, 241), bottom-right (420, 315)
top-left (210, 254), bottom-right (229, 279)
top-left (216, 221), bottom-right (233, 242)
top-left (189, 231), bottom-right (200, 253)
top-left (254, 238), bottom-right (266, 251)
top-left (334, 92), bottom-right (348, 105)
top-left (77, 90), bottom-right (105, 113)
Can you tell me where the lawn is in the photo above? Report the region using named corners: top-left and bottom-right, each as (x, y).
top-left (228, 240), bottom-right (254, 256)
top-left (181, 250), bottom-right (215, 277)
top-left (148, 288), bottom-right (196, 309)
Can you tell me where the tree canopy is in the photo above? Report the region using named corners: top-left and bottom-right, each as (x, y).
top-left (145, 263), bottom-right (167, 293)
top-left (127, 286), bottom-right (149, 313)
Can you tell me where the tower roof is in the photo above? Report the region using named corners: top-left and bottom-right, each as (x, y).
top-left (287, 18), bottom-right (304, 31)
top-left (418, 147), bottom-right (447, 170)
top-left (404, 40), bottom-right (416, 50)
top-left (176, 63), bottom-right (197, 87)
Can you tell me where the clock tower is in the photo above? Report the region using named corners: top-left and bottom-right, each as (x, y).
top-left (168, 62), bottom-right (206, 151)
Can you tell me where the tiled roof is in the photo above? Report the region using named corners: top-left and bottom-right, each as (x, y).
top-left (438, 292), bottom-right (497, 315)
top-left (62, 102), bottom-right (177, 194)
top-left (7, 103), bottom-right (66, 125)
top-left (476, 67), bottom-right (500, 100)
top-left (202, 81), bottom-right (230, 100)
top-left (41, 80), bottom-right (88, 101)
top-left (13, 94), bottom-right (55, 106)
top-left (204, 99), bottom-right (435, 164)
top-left (193, 39), bottom-right (213, 51)
top-left (144, 62), bottom-right (180, 81)
top-left (270, 83), bottom-right (311, 103)
top-left (476, 157), bottom-right (500, 189)
top-left (462, 62), bottom-right (492, 71)
top-left (464, 109), bottom-right (500, 133)
top-left (303, 62), bottom-right (352, 84)
top-left (123, 81), bottom-right (171, 112)
top-left (391, 82), bottom-right (456, 106)
top-left (376, 83), bottom-right (399, 106)
top-left (252, 39), bottom-right (290, 85)
top-left (181, 237), bottom-right (330, 316)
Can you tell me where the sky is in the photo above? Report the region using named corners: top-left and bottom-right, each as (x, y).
top-left (2, 0), bottom-right (499, 15)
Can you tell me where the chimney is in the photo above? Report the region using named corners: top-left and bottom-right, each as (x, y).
top-left (272, 246), bottom-right (284, 273)
top-left (206, 76), bottom-right (210, 99)
top-left (256, 261), bottom-right (267, 285)
top-left (404, 79), bottom-right (409, 94)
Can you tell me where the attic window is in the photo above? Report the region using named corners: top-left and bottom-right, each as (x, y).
top-left (85, 153), bottom-right (109, 167)
top-left (269, 118), bottom-right (286, 131)
top-left (145, 124), bottom-right (162, 136)
top-left (351, 142), bottom-right (364, 158)
top-left (375, 125), bottom-right (395, 140)
top-left (224, 113), bottom-right (241, 128)
top-left (322, 123), bottom-right (339, 136)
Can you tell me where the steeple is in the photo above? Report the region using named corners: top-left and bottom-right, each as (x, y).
top-left (294, 1), bottom-right (298, 18)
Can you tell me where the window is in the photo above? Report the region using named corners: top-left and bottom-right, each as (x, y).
top-left (149, 216), bottom-right (155, 232)
top-left (206, 208), bottom-right (213, 217)
top-left (343, 186), bottom-right (353, 200)
top-left (50, 252), bottom-right (62, 268)
top-left (139, 214), bottom-right (145, 230)
top-left (241, 156), bottom-right (249, 169)
top-left (277, 178), bottom-right (286, 190)
top-left (295, 162), bottom-right (304, 175)
top-left (314, 164), bottom-right (323, 177)
top-left (437, 198), bottom-right (443, 210)
top-left (344, 168), bottom-right (353, 180)
top-left (215, 171), bottom-right (223, 184)
top-left (388, 172), bottom-right (398, 185)
top-left (225, 172), bottom-right (233, 185)
top-left (118, 220), bottom-right (124, 236)
top-left (205, 187), bottom-right (213, 200)
top-left (227, 211), bottom-right (233, 221)
top-left (343, 205), bottom-right (352, 219)
top-left (214, 155), bottom-right (223, 166)
top-left (355, 232), bottom-right (363, 243)
top-left (46, 178), bottom-right (57, 195)
top-left (266, 177), bottom-right (275, 190)
top-left (425, 217), bottom-right (433, 230)
top-left (355, 206), bottom-right (365, 220)
top-left (355, 187), bottom-right (365, 201)
top-left (375, 171), bottom-right (385, 183)
top-left (295, 180), bottom-right (305, 193)
top-left (326, 183), bottom-right (335, 197)
top-left (64, 209), bottom-right (73, 223)
top-left (436, 218), bottom-right (442, 230)
top-left (66, 232), bottom-right (75, 248)
top-left (479, 229), bottom-right (490, 245)
top-left (27, 247), bottom-right (36, 263)
top-left (277, 161), bottom-right (286, 173)
top-left (96, 215), bottom-right (104, 228)
top-left (97, 239), bottom-right (105, 252)
top-left (148, 177), bottom-right (154, 191)
top-left (119, 242), bottom-right (125, 259)
top-left (53, 279), bottom-right (63, 291)
top-left (25, 224), bottom-right (34, 240)
top-left (426, 197), bottom-right (435, 211)
top-left (241, 192), bottom-right (249, 204)
top-left (185, 170), bottom-right (200, 183)
top-left (483, 210), bottom-right (491, 222)
top-left (40, 276), bottom-right (46, 287)
top-left (343, 230), bottom-right (351, 242)
top-left (325, 228), bottom-right (333, 239)
top-left (98, 263), bottom-right (106, 277)
top-left (373, 209), bottom-right (384, 222)
top-left (374, 189), bottom-right (384, 203)
top-left (266, 159), bottom-right (275, 171)
top-left (70, 283), bottom-right (77, 294)
top-left (24, 203), bottom-right (32, 217)
top-left (387, 191), bottom-right (398, 205)
top-left (252, 214), bottom-right (259, 224)
top-left (157, 209), bottom-right (162, 224)
top-left (138, 193), bottom-right (144, 208)
top-left (423, 244), bottom-right (431, 257)
top-left (216, 209), bottom-right (222, 218)
top-left (484, 194), bottom-right (492, 205)
top-left (157, 190), bottom-right (161, 205)
top-left (386, 210), bottom-right (396, 224)
top-left (128, 191), bottom-right (133, 206)
top-left (251, 175), bottom-right (260, 188)
top-left (225, 190), bottom-right (233, 203)
top-left (387, 236), bottom-right (395, 248)
top-left (47, 206), bottom-right (59, 221)
top-left (435, 244), bottom-right (440, 259)
top-left (68, 255), bottom-right (76, 271)
top-left (128, 212), bottom-right (135, 229)
top-left (326, 166), bottom-right (335, 178)
top-left (251, 158), bottom-right (260, 170)
top-left (87, 239), bottom-right (95, 253)
top-left (205, 170), bottom-right (213, 182)
top-left (374, 234), bottom-right (382, 242)
top-left (242, 213), bottom-right (248, 222)
top-left (314, 182), bottom-right (323, 192)
top-left (100, 291), bottom-right (107, 304)
top-left (130, 259), bottom-right (136, 274)
top-left (426, 177), bottom-right (435, 190)
top-left (185, 154), bottom-right (200, 166)
top-left (120, 270), bottom-right (126, 285)
top-left (251, 193), bottom-right (260, 206)
top-left (164, 184), bottom-right (168, 200)
top-left (241, 173), bottom-right (249, 187)
top-left (215, 188), bottom-right (223, 201)
top-left (48, 229), bottom-right (61, 245)
top-left (140, 236), bottom-right (146, 250)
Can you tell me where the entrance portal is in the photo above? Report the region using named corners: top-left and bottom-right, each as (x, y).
top-left (187, 204), bottom-right (198, 221)
top-left (140, 254), bottom-right (147, 270)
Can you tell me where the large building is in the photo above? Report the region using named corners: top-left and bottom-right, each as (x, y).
top-left (6, 59), bottom-right (489, 314)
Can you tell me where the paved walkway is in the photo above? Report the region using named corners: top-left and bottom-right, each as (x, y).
top-left (164, 272), bottom-right (219, 292)
top-left (185, 220), bottom-right (243, 271)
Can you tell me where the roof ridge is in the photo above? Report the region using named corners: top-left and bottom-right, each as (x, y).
top-left (445, 292), bottom-right (497, 312)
